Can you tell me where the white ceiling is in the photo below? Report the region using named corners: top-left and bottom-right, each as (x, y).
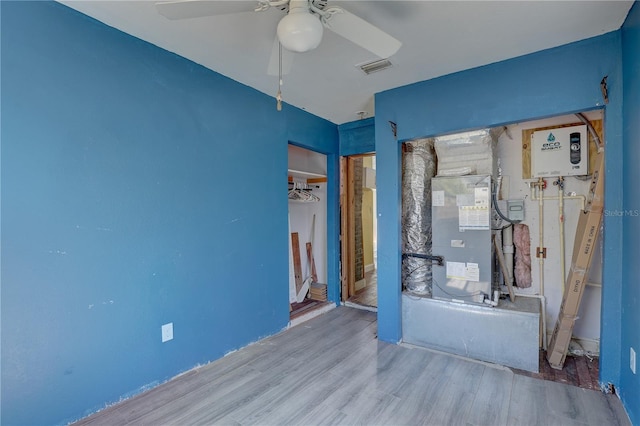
top-left (59, 1), bottom-right (633, 124)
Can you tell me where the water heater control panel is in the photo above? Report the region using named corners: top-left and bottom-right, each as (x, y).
top-left (531, 124), bottom-right (588, 177)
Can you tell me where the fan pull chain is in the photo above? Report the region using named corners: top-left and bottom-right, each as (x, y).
top-left (276, 41), bottom-right (283, 111)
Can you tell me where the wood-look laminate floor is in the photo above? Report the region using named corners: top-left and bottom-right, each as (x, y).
top-left (75, 307), bottom-right (630, 426)
top-left (346, 269), bottom-right (377, 308)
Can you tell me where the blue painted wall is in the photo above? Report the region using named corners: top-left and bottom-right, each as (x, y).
top-left (374, 31), bottom-right (626, 394)
top-left (0, 2), bottom-right (337, 425)
top-left (621, 2), bottom-right (640, 423)
top-left (338, 118), bottom-right (375, 156)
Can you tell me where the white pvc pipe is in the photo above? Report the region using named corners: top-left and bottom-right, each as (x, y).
top-left (558, 179), bottom-right (566, 295)
top-left (529, 186), bottom-right (585, 211)
top-left (537, 179), bottom-right (547, 350)
top-left (537, 179), bottom-right (544, 298)
top-left (527, 179), bottom-right (585, 350)
top-left (518, 178), bottom-right (587, 350)
top-left (502, 225), bottom-right (514, 288)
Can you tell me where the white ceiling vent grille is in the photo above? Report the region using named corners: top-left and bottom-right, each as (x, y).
top-left (357, 59), bottom-right (393, 75)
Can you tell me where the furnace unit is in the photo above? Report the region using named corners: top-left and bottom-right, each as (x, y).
top-left (431, 175), bottom-right (493, 305)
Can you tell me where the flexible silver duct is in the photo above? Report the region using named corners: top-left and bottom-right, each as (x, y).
top-left (402, 138), bottom-right (437, 295)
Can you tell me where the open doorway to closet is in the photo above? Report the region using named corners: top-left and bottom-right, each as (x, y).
top-left (341, 154), bottom-right (377, 309)
top-left (288, 144), bottom-right (331, 321)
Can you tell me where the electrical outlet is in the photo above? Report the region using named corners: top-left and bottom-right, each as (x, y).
top-left (631, 347), bottom-right (636, 374)
top-left (161, 322), bottom-right (173, 343)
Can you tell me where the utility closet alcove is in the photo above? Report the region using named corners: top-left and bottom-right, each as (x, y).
top-left (401, 110), bottom-right (603, 373)
top-left (288, 144), bottom-right (331, 322)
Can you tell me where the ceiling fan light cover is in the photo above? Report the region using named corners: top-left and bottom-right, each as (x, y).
top-left (277, 10), bottom-right (323, 53)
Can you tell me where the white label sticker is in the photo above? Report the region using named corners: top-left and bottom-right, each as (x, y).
top-left (451, 240), bottom-right (465, 248)
top-left (432, 190), bottom-right (445, 206)
top-left (446, 261), bottom-right (467, 280)
top-left (475, 187), bottom-right (489, 207)
top-left (458, 206), bottom-right (490, 231)
top-left (466, 263), bottom-right (480, 282)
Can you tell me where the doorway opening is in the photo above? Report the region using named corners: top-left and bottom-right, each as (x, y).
top-left (288, 144), bottom-right (332, 321)
top-left (341, 154), bottom-right (377, 310)
top-left (398, 110), bottom-right (603, 378)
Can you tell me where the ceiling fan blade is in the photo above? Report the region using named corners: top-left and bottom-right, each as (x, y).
top-left (324, 8), bottom-right (401, 58)
top-left (155, 1), bottom-right (255, 20)
top-left (267, 36), bottom-right (294, 76)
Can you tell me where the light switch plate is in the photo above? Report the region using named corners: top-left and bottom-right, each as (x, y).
top-left (162, 322), bottom-right (173, 343)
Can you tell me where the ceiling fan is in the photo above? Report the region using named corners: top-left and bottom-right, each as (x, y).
top-left (155, 0), bottom-right (402, 76)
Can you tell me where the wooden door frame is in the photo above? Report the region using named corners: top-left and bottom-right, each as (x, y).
top-left (340, 153), bottom-right (375, 302)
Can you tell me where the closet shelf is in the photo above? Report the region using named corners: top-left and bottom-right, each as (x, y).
top-left (288, 169), bottom-right (327, 183)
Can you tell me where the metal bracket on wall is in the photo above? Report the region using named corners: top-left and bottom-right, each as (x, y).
top-left (388, 121), bottom-right (397, 138)
top-left (600, 76), bottom-right (609, 104)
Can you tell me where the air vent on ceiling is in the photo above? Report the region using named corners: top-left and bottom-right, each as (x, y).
top-left (357, 59), bottom-right (393, 75)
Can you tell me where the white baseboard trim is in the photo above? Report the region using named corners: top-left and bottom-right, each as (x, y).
top-left (344, 301), bottom-right (378, 313)
top-left (288, 303), bottom-right (337, 328)
top-left (569, 336), bottom-right (600, 356)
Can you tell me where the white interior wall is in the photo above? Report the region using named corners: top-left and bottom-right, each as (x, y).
top-left (497, 111), bottom-right (603, 348)
top-left (288, 145), bottom-right (328, 290)
top-left (288, 144), bottom-right (327, 177)
top-left (288, 190), bottom-right (327, 285)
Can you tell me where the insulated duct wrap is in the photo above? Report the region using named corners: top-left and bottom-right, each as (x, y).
top-left (402, 138), bottom-right (437, 295)
top-left (434, 129), bottom-right (498, 177)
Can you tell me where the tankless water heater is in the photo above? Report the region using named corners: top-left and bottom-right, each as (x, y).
top-left (531, 124), bottom-right (588, 177)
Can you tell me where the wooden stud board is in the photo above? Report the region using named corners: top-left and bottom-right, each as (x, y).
top-left (306, 177), bottom-right (327, 184)
top-left (347, 157), bottom-right (357, 298)
top-left (288, 176), bottom-right (328, 184)
top-left (546, 152), bottom-right (605, 369)
top-left (339, 157), bottom-right (349, 302)
top-left (521, 119), bottom-right (602, 179)
top-left (291, 232), bottom-right (303, 293)
top-left (340, 153), bottom-right (376, 301)
top-left (306, 242), bottom-right (318, 283)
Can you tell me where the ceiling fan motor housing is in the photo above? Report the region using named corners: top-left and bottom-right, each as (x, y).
top-left (277, 5), bottom-right (323, 53)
